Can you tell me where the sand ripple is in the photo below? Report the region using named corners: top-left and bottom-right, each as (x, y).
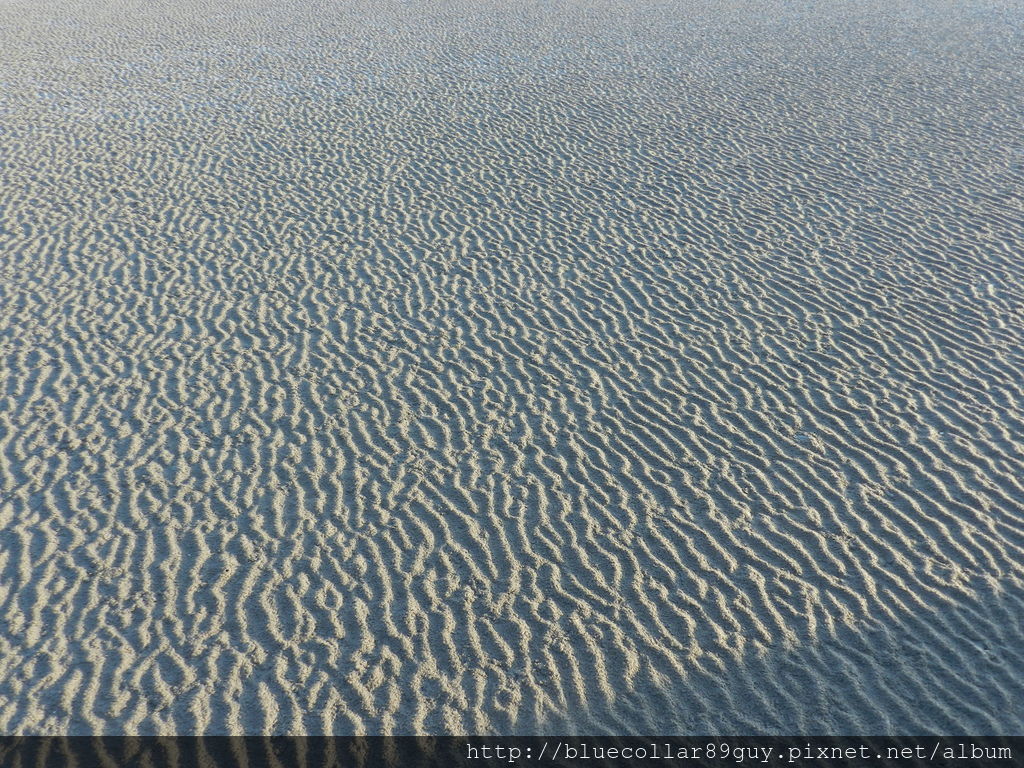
top-left (1, 0), bottom-right (1023, 735)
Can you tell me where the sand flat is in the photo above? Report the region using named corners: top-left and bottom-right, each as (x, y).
top-left (1, 0), bottom-right (1023, 735)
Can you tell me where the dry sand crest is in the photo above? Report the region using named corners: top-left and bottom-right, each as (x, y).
top-left (1, 0), bottom-right (1023, 736)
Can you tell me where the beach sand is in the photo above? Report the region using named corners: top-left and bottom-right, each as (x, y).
top-left (1, 0), bottom-right (1023, 736)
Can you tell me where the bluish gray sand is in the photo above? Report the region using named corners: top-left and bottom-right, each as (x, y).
top-left (1, 0), bottom-right (1023, 735)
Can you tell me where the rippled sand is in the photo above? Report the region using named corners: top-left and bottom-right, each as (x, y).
top-left (1, 0), bottom-right (1023, 736)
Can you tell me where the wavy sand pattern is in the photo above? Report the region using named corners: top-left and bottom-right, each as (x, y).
top-left (1, 0), bottom-right (1023, 736)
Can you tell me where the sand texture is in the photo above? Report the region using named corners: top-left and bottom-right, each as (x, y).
top-left (1, 0), bottom-right (1023, 736)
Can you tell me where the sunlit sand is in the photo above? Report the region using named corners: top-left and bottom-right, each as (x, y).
top-left (1, 0), bottom-right (1022, 735)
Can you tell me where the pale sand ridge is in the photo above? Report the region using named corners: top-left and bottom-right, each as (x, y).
top-left (0, 0), bottom-right (1023, 735)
